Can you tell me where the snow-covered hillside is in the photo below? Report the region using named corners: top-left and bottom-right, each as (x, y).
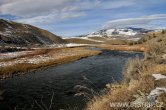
top-left (65, 27), bottom-right (154, 44)
top-left (69, 27), bottom-right (153, 41)
top-left (87, 27), bottom-right (152, 37)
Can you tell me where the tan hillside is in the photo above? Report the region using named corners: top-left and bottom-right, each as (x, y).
top-left (0, 19), bottom-right (66, 46)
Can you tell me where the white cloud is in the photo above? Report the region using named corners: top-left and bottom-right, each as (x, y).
top-left (1, 0), bottom-right (166, 29)
top-left (0, 0), bottom-right (137, 25)
top-left (100, 0), bottom-right (135, 9)
top-left (0, 0), bottom-right (101, 25)
top-left (103, 14), bottom-right (166, 28)
top-left (0, 0), bottom-right (13, 5)
top-left (0, 0), bottom-right (73, 17)
top-left (16, 11), bottom-right (85, 25)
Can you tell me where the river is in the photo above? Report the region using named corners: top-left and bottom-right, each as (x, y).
top-left (0, 49), bottom-right (143, 110)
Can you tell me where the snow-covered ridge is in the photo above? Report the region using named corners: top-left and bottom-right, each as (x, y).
top-left (65, 27), bottom-right (154, 41)
top-left (64, 27), bottom-right (153, 42)
top-left (87, 27), bottom-right (153, 37)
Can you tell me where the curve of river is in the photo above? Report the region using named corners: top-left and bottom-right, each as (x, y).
top-left (0, 49), bottom-right (143, 110)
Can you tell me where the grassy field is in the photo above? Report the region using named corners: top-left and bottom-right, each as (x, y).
top-left (0, 47), bottom-right (101, 78)
top-left (95, 44), bottom-right (147, 52)
top-left (65, 37), bottom-right (138, 45)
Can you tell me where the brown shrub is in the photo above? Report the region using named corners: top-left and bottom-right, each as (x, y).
top-left (145, 42), bottom-right (165, 63)
top-left (123, 58), bottom-right (144, 83)
top-left (157, 93), bottom-right (166, 109)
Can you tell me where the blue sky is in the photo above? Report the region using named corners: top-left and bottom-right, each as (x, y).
top-left (0, 0), bottom-right (166, 37)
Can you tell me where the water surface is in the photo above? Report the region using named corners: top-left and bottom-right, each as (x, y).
top-left (0, 50), bottom-right (143, 110)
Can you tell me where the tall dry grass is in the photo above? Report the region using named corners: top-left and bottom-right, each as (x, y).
top-left (145, 42), bottom-right (165, 63)
top-left (97, 44), bottom-right (147, 52)
top-left (123, 57), bottom-right (144, 83)
top-left (85, 66), bottom-right (156, 110)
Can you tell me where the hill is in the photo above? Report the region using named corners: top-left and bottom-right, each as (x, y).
top-left (0, 19), bottom-right (66, 47)
top-left (65, 27), bottom-right (154, 44)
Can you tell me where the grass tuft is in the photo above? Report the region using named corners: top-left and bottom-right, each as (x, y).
top-left (123, 57), bottom-right (144, 83)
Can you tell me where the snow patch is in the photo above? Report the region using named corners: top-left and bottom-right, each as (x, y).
top-left (0, 54), bottom-right (54, 67)
top-left (48, 43), bottom-right (90, 48)
top-left (149, 87), bottom-right (166, 96)
top-left (152, 74), bottom-right (166, 80)
top-left (87, 28), bottom-right (139, 37)
top-left (64, 37), bottom-right (105, 42)
top-left (25, 55), bottom-right (54, 64)
top-left (0, 51), bottom-right (34, 60)
top-left (35, 36), bottom-right (49, 44)
top-left (65, 43), bottom-right (89, 47)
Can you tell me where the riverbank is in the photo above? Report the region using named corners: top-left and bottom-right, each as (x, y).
top-left (0, 44), bottom-right (148, 79)
top-left (0, 47), bottom-right (101, 79)
top-left (86, 44), bottom-right (166, 110)
top-left (86, 62), bottom-right (166, 110)
top-left (96, 44), bottom-right (147, 52)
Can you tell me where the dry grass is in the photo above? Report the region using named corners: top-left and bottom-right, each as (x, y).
top-left (65, 38), bottom-right (101, 44)
top-left (0, 47), bottom-right (101, 78)
top-left (85, 63), bottom-right (159, 110)
top-left (86, 61), bottom-right (166, 110)
top-left (145, 42), bottom-right (165, 63)
top-left (65, 37), bottom-right (139, 46)
top-left (87, 37), bottom-right (107, 41)
top-left (85, 31), bottom-right (166, 110)
top-left (96, 44), bottom-right (147, 52)
top-left (138, 30), bottom-right (166, 43)
top-left (0, 49), bottom-right (48, 62)
top-left (0, 19), bottom-right (66, 46)
top-left (105, 39), bottom-right (138, 45)
top-left (105, 39), bottom-right (127, 45)
top-left (86, 31), bottom-right (166, 110)
top-left (86, 75), bottom-right (155, 110)
top-left (123, 58), bottom-right (144, 83)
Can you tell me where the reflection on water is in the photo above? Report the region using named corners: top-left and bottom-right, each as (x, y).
top-left (0, 50), bottom-right (143, 110)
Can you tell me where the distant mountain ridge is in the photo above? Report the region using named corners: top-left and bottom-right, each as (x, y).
top-left (71, 27), bottom-right (154, 41)
top-left (86, 27), bottom-right (153, 37)
top-left (65, 27), bottom-right (155, 44)
top-left (0, 19), bottom-right (66, 46)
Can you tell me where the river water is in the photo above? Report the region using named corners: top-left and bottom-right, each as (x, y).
top-left (0, 49), bottom-right (143, 110)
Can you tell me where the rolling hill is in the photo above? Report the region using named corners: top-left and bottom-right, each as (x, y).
top-left (0, 19), bottom-right (66, 47)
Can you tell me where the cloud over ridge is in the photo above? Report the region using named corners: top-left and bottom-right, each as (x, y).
top-left (0, 0), bottom-right (166, 36)
top-left (103, 14), bottom-right (166, 29)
